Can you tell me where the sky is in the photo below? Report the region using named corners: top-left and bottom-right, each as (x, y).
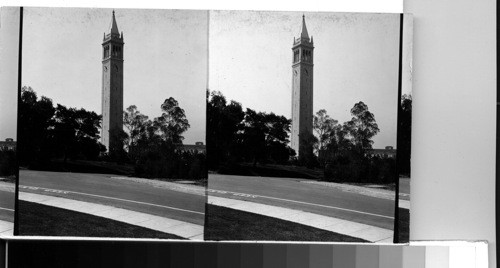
top-left (3, 7), bottom-right (208, 144)
top-left (0, 7), bottom-right (20, 141)
top-left (209, 11), bottom-right (412, 149)
top-left (1, 7), bottom-right (411, 148)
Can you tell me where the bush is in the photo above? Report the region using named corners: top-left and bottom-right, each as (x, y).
top-left (131, 140), bottom-right (206, 180)
top-left (323, 153), bottom-right (395, 184)
top-left (0, 150), bottom-right (17, 176)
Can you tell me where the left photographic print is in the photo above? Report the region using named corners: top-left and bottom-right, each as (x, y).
top-left (0, 7), bottom-right (20, 236)
top-left (16, 7), bottom-right (208, 239)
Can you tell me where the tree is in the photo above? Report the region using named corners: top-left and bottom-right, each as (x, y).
top-left (49, 104), bottom-right (105, 161)
top-left (263, 112), bottom-right (294, 164)
top-left (322, 102), bottom-right (382, 183)
top-left (123, 105), bottom-right (149, 148)
top-left (126, 98), bottom-right (205, 180)
top-left (19, 87), bottom-right (106, 166)
top-left (345, 101), bottom-right (379, 153)
top-left (298, 131), bottom-right (318, 168)
top-left (240, 109), bottom-right (295, 165)
top-left (206, 90), bottom-right (245, 169)
top-left (18, 86), bottom-right (55, 166)
top-left (108, 128), bottom-right (129, 163)
top-left (313, 109), bottom-right (338, 152)
top-left (313, 109), bottom-right (339, 165)
top-left (0, 149), bottom-right (16, 177)
top-left (241, 109), bottom-right (267, 165)
top-left (153, 97), bottom-right (190, 144)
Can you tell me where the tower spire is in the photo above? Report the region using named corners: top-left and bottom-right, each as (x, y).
top-left (108, 10), bottom-right (119, 35)
top-left (301, 14), bottom-right (309, 39)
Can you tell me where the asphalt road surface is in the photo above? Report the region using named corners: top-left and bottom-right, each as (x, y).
top-left (0, 188), bottom-right (15, 222)
top-left (209, 174), bottom-right (396, 230)
top-left (19, 170), bottom-right (205, 225)
top-left (399, 177), bottom-right (411, 197)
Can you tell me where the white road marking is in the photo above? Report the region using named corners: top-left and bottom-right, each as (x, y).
top-left (19, 185), bottom-right (204, 216)
top-left (208, 188), bottom-right (394, 220)
top-left (0, 207), bottom-right (14, 212)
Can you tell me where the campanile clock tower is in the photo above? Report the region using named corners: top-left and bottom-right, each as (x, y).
top-left (291, 15), bottom-right (314, 160)
top-left (101, 10), bottom-right (124, 153)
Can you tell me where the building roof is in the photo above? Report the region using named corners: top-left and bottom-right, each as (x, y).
top-left (181, 144), bottom-right (206, 152)
top-left (108, 10), bottom-right (120, 35)
top-left (0, 139), bottom-right (16, 150)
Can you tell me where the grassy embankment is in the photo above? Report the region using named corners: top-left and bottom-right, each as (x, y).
top-left (18, 200), bottom-right (185, 239)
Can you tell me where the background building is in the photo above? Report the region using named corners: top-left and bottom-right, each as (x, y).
top-left (0, 138), bottom-right (16, 151)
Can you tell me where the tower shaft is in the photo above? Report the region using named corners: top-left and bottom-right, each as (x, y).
top-left (291, 16), bottom-right (314, 160)
top-left (101, 11), bottom-right (124, 153)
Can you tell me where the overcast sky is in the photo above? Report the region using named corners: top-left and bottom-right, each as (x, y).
top-left (1, 8), bottom-right (411, 148)
top-left (2, 7), bottom-right (208, 144)
top-left (0, 7), bottom-right (20, 141)
top-left (209, 11), bottom-right (411, 149)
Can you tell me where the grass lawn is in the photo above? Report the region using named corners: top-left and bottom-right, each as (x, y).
top-left (204, 204), bottom-right (368, 242)
top-left (18, 201), bottom-right (185, 239)
top-left (26, 159), bottom-right (134, 176)
top-left (398, 207), bottom-right (410, 243)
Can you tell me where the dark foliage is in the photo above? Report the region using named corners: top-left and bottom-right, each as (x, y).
top-left (207, 90), bottom-right (397, 183)
top-left (206, 90), bottom-right (245, 169)
top-left (18, 87), bottom-right (56, 167)
top-left (315, 102), bottom-right (396, 183)
top-left (19, 87), bottom-right (205, 181)
top-left (107, 128), bottom-right (129, 163)
top-left (240, 108), bottom-right (294, 165)
top-left (130, 138), bottom-right (207, 181)
top-left (125, 98), bottom-right (206, 180)
top-left (324, 153), bottom-right (396, 184)
top-left (19, 87), bottom-right (105, 167)
top-left (0, 149), bottom-right (16, 176)
top-left (207, 90), bottom-right (295, 171)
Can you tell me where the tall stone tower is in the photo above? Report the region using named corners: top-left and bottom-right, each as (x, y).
top-left (101, 11), bottom-right (124, 153)
top-left (291, 15), bottom-right (314, 160)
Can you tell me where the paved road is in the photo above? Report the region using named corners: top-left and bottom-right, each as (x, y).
top-left (399, 177), bottom-right (411, 196)
top-left (0, 188), bottom-right (15, 222)
top-left (19, 170), bottom-right (205, 225)
top-left (209, 174), bottom-right (396, 230)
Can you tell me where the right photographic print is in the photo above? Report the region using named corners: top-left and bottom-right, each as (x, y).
top-left (205, 11), bottom-right (412, 243)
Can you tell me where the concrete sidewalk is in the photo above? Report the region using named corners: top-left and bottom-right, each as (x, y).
top-left (19, 192), bottom-right (203, 240)
top-left (208, 195), bottom-right (394, 243)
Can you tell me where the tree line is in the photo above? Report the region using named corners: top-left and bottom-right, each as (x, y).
top-left (19, 87), bottom-right (104, 167)
top-left (207, 90), bottom-right (294, 170)
top-left (18, 86), bottom-right (206, 181)
top-left (122, 100), bottom-right (205, 180)
top-left (0, 150), bottom-right (16, 177)
top-left (208, 89), bottom-right (412, 183)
